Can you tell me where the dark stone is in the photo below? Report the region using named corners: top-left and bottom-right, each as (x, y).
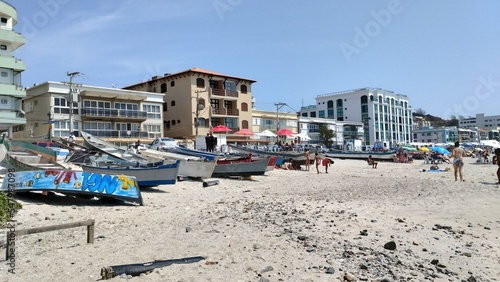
top-left (360, 230), bottom-right (368, 236)
top-left (467, 276), bottom-right (477, 282)
top-left (297, 235), bottom-right (307, 241)
top-left (384, 241), bottom-right (397, 251)
top-left (431, 259), bottom-right (439, 265)
top-left (325, 266), bottom-right (335, 274)
top-left (186, 227), bottom-right (193, 233)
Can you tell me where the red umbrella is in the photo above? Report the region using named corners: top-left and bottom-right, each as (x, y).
top-left (234, 129), bottom-right (253, 136)
top-left (276, 128), bottom-right (294, 136)
top-left (211, 125), bottom-right (233, 133)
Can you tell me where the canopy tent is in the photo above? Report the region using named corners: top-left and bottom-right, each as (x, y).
top-left (293, 132), bottom-right (311, 142)
top-left (255, 129), bottom-right (277, 137)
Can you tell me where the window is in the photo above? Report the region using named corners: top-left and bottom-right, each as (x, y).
top-left (0, 45), bottom-right (6, 50)
top-left (360, 95), bottom-right (368, 103)
top-left (196, 78), bottom-right (205, 88)
top-left (241, 102), bottom-right (248, 112)
top-left (1, 72), bottom-right (7, 77)
top-left (327, 100), bottom-right (334, 108)
top-left (143, 124), bottom-right (161, 138)
top-left (241, 85), bottom-right (247, 94)
top-left (160, 83), bottom-right (167, 93)
top-left (310, 112), bottom-right (317, 118)
top-left (318, 110), bottom-right (325, 118)
top-left (83, 100), bottom-right (111, 116)
top-left (224, 81), bottom-right (236, 91)
top-left (171, 100), bottom-right (176, 107)
top-left (142, 104), bottom-right (161, 119)
top-left (170, 81), bottom-right (175, 87)
top-left (1, 18), bottom-right (7, 24)
top-left (163, 102), bottom-right (168, 112)
top-left (1, 98), bottom-right (7, 104)
top-left (242, 120), bottom-right (249, 129)
top-left (53, 120), bottom-right (79, 138)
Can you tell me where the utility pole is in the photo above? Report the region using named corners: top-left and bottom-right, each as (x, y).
top-left (63, 71), bottom-right (81, 137)
top-left (274, 102), bottom-right (286, 132)
top-left (194, 89), bottom-right (207, 149)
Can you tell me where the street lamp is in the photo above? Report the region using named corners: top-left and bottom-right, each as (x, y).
top-left (194, 89), bottom-right (207, 149)
top-left (47, 111), bottom-right (52, 139)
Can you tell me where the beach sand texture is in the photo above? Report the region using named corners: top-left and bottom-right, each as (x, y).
top-left (1, 158), bottom-right (499, 281)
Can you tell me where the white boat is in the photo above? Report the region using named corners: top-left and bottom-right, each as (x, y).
top-left (139, 149), bottom-right (216, 178)
top-left (325, 150), bottom-right (395, 161)
top-left (80, 131), bottom-right (148, 162)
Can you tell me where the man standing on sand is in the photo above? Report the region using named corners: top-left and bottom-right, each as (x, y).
top-left (493, 148), bottom-right (500, 184)
top-left (304, 149), bottom-right (311, 171)
top-left (451, 141), bottom-right (466, 182)
top-left (314, 152), bottom-right (320, 174)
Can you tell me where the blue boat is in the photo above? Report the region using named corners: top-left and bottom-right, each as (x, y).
top-left (1, 170), bottom-right (143, 205)
top-left (81, 160), bottom-right (181, 187)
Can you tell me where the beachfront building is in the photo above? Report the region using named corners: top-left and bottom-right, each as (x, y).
top-left (18, 82), bottom-right (164, 143)
top-left (124, 68), bottom-right (256, 143)
top-left (298, 116), bottom-right (364, 150)
top-left (0, 1), bottom-right (26, 138)
top-left (413, 116), bottom-right (431, 130)
top-left (300, 88), bottom-right (413, 148)
top-left (459, 113), bottom-right (500, 141)
top-left (250, 109), bottom-right (298, 144)
top-left (412, 126), bottom-right (489, 144)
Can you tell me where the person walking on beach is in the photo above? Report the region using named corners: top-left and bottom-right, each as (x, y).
top-left (322, 157), bottom-right (331, 173)
top-left (451, 141), bottom-right (466, 181)
top-left (493, 148), bottom-right (500, 184)
top-left (314, 152), bottom-right (320, 174)
top-left (304, 149), bottom-right (311, 171)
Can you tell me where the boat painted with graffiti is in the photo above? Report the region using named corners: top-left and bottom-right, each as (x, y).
top-left (1, 169), bottom-right (143, 205)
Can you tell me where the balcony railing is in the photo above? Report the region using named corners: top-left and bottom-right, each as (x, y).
top-left (211, 107), bottom-right (226, 115)
top-left (226, 108), bottom-right (239, 116)
top-left (81, 108), bottom-right (148, 119)
top-left (210, 88), bottom-right (239, 98)
top-left (82, 129), bottom-right (149, 139)
top-left (343, 130), bottom-right (363, 137)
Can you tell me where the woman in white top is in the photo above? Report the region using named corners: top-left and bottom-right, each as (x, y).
top-left (451, 141), bottom-right (466, 181)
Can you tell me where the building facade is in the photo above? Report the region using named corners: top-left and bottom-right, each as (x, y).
top-left (124, 68), bottom-right (256, 140)
top-left (459, 113), bottom-right (500, 141)
top-left (300, 88), bottom-right (413, 147)
top-left (0, 1), bottom-right (26, 137)
top-left (19, 82), bottom-right (164, 142)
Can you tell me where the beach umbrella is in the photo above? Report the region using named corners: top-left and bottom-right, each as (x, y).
top-left (430, 146), bottom-right (450, 155)
top-left (256, 129), bottom-right (277, 137)
top-left (474, 147), bottom-right (483, 152)
top-left (234, 128), bottom-right (253, 136)
top-left (402, 146), bottom-right (418, 152)
top-left (276, 128), bottom-right (294, 136)
top-left (418, 147), bottom-right (430, 152)
top-left (211, 125), bottom-right (232, 133)
top-left (293, 133), bottom-right (311, 141)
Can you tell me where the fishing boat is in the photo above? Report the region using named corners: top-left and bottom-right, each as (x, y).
top-left (0, 170), bottom-right (143, 205)
top-left (227, 144), bottom-right (310, 165)
top-left (4, 141), bottom-right (68, 171)
top-left (165, 145), bottom-right (225, 161)
top-left (325, 150), bottom-right (395, 161)
top-left (81, 160), bottom-right (181, 187)
top-left (212, 156), bottom-right (270, 178)
top-left (139, 149), bottom-right (217, 178)
top-left (80, 131), bottom-right (148, 162)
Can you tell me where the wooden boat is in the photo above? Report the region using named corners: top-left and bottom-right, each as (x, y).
top-left (139, 149), bottom-right (216, 178)
top-left (228, 144), bottom-right (307, 162)
top-left (81, 160), bottom-right (181, 187)
top-left (325, 150), bottom-right (395, 161)
top-left (0, 170), bottom-right (143, 205)
top-left (216, 154), bottom-right (253, 164)
top-left (212, 156), bottom-right (270, 178)
top-left (5, 141), bottom-right (68, 171)
top-left (80, 131), bottom-right (148, 162)
top-left (165, 145), bottom-right (225, 161)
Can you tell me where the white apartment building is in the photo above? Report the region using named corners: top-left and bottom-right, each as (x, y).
top-left (300, 88), bottom-right (413, 147)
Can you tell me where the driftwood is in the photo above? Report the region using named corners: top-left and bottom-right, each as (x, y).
top-left (100, 256), bottom-right (205, 279)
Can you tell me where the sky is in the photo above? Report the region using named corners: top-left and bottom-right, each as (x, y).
top-left (9, 0), bottom-right (500, 119)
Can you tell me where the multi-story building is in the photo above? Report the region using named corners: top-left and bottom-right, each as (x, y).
top-left (124, 68), bottom-right (256, 141)
top-left (20, 82), bottom-right (164, 143)
top-left (412, 126), bottom-right (488, 144)
top-left (0, 1), bottom-right (26, 137)
top-left (413, 115), bottom-right (431, 130)
top-left (300, 87), bottom-right (413, 148)
top-left (251, 109), bottom-right (298, 143)
top-left (298, 116), bottom-right (364, 150)
top-left (459, 113), bottom-right (500, 141)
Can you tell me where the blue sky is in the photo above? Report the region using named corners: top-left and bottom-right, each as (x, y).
top-left (11, 0), bottom-right (500, 119)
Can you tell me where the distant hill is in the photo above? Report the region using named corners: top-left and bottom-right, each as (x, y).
top-left (413, 109), bottom-right (458, 127)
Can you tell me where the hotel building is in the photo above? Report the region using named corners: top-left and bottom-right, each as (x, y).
top-left (0, 1), bottom-right (26, 137)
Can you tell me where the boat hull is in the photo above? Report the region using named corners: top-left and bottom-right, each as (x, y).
top-left (81, 160), bottom-right (181, 187)
top-left (140, 149), bottom-right (216, 178)
top-left (228, 144), bottom-right (307, 163)
top-left (325, 151), bottom-right (394, 161)
top-left (212, 157), bottom-right (269, 178)
top-left (1, 170), bottom-right (143, 205)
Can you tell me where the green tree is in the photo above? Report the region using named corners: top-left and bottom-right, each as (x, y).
top-left (319, 125), bottom-right (335, 147)
top-left (0, 192), bottom-right (22, 226)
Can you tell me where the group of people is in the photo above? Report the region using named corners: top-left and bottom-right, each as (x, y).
top-left (303, 150), bottom-right (333, 174)
top-left (205, 133), bottom-right (217, 152)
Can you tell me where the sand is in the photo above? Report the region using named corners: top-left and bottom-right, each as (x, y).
top-left (1, 158), bottom-right (499, 282)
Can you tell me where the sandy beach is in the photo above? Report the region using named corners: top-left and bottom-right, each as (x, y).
top-left (1, 158), bottom-right (499, 281)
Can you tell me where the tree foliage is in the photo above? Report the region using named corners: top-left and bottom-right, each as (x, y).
top-left (0, 192), bottom-right (22, 226)
top-left (319, 125), bottom-right (335, 147)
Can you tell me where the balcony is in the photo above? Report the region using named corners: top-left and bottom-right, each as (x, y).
top-left (0, 83), bottom-right (24, 97)
top-left (211, 107), bottom-right (239, 116)
top-left (210, 88), bottom-right (239, 99)
top-left (0, 29), bottom-right (26, 50)
top-left (81, 108), bottom-right (148, 121)
top-left (0, 55), bottom-right (26, 71)
top-left (82, 129), bottom-right (149, 139)
top-left (343, 130), bottom-right (363, 137)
